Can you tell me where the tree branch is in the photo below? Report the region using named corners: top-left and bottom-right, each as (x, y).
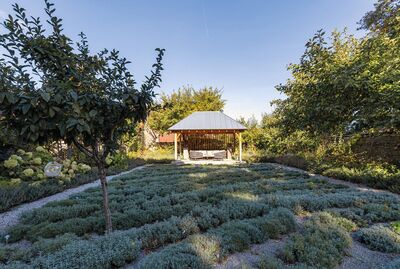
top-left (72, 137), bottom-right (94, 159)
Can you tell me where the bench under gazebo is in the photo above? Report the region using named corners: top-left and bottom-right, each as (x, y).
top-left (168, 111), bottom-right (247, 162)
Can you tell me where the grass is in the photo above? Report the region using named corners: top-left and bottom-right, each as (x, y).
top-left (1, 163), bottom-right (400, 268)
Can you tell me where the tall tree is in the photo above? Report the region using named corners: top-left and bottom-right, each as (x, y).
top-left (356, 0), bottom-right (400, 130)
top-left (0, 1), bottom-right (164, 232)
top-left (273, 30), bottom-right (362, 134)
top-left (273, 0), bottom-right (399, 135)
top-left (147, 86), bottom-right (225, 134)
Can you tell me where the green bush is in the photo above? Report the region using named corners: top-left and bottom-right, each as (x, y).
top-left (0, 246), bottom-right (32, 264)
top-left (323, 164), bottom-right (400, 194)
top-left (33, 233), bottom-right (140, 269)
top-left (32, 233), bottom-right (80, 254)
top-left (357, 225), bottom-right (400, 253)
top-left (0, 261), bottom-right (32, 269)
top-left (281, 212), bottom-right (352, 269)
top-left (391, 221), bottom-right (400, 234)
top-left (139, 208), bottom-right (297, 268)
top-left (3, 164), bottom-right (400, 267)
top-left (134, 216), bottom-right (199, 250)
top-left (0, 172), bottom-right (98, 213)
top-left (308, 211), bottom-right (357, 232)
top-left (137, 243), bottom-right (211, 269)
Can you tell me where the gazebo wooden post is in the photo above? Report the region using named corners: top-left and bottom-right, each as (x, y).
top-left (174, 132), bottom-right (178, 160)
top-left (239, 132), bottom-right (243, 162)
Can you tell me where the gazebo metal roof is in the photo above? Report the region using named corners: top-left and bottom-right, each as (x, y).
top-left (168, 111), bottom-right (247, 131)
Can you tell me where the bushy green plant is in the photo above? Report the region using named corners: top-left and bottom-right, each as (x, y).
top-left (357, 225), bottom-right (400, 253)
top-left (139, 208), bottom-right (297, 268)
top-left (0, 246), bottom-right (32, 264)
top-left (308, 211), bottom-right (357, 232)
top-left (0, 261), bottom-right (32, 269)
top-left (32, 233), bottom-right (80, 254)
top-left (137, 243), bottom-right (212, 269)
top-left (33, 233), bottom-right (140, 269)
top-left (3, 164), bottom-right (400, 267)
top-left (281, 212), bottom-right (352, 269)
top-left (391, 221), bottom-right (400, 234)
top-left (323, 163), bottom-right (400, 193)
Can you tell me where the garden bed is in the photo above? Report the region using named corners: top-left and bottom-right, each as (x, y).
top-left (0, 163), bottom-right (399, 268)
top-left (0, 158), bottom-right (148, 213)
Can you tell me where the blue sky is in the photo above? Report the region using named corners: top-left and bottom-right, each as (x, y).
top-left (0, 0), bottom-right (375, 120)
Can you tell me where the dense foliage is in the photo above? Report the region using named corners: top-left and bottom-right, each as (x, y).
top-left (1, 164), bottom-right (399, 268)
top-left (281, 212), bottom-right (353, 268)
top-left (147, 86), bottom-right (225, 134)
top-left (273, 0), bottom-right (399, 134)
top-left (233, 0), bottom-right (400, 194)
top-left (357, 225), bottom-right (400, 253)
top-left (0, 1), bottom-right (164, 232)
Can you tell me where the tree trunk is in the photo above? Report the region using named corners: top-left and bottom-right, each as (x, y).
top-left (98, 163), bottom-right (113, 233)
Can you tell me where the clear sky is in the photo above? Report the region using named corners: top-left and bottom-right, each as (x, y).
top-left (0, 0), bottom-right (376, 120)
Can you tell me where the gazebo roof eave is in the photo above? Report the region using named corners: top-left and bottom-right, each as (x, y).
top-left (169, 128), bottom-right (246, 133)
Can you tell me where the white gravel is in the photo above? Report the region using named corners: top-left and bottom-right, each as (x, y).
top-left (339, 241), bottom-right (399, 269)
top-left (0, 165), bottom-right (148, 233)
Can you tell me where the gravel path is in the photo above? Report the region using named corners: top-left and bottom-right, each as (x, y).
top-left (339, 241), bottom-right (399, 269)
top-left (0, 165), bottom-right (148, 233)
top-left (214, 237), bottom-right (288, 269)
top-left (213, 238), bottom-right (399, 269)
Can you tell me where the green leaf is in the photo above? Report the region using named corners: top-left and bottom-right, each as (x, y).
top-left (70, 91), bottom-right (78, 101)
top-left (89, 110), bottom-right (97, 117)
top-left (5, 93), bottom-right (16, 104)
top-left (49, 107), bottom-right (55, 118)
top-left (20, 125), bottom-right (29, 135)
top-left (21, 104), bottom-right (30, 114)
top-left (40, 92), bottom-right (51, 102)
top-left (0, 93), bottom-right (5, 103)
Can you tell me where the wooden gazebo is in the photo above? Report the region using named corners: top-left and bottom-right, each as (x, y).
top-left (168, 111), bottom-right (247, 162)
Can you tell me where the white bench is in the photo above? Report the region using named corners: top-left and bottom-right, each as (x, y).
top-left (189, 150), bottom-right (226, 160)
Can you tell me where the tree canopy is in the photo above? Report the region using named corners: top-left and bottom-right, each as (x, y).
top-left (147, 86), bottom-right (225, 134)
top-left (0, 0), bottom-right (164, 232)
top-left (273, 0), bottom-right (399, 135)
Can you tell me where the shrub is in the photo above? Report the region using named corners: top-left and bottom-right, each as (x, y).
top-left (0, 261), bottom-right (32, 269)
top-left (357, 225), bottom-right (400, 253)
top-left (137, 243), bottom-right (211, 269)
top-left (32, 233), bottom-right (80, 254)
top-left (322, 164), bottom-right (400, 194)
top-left (281, 213), bottom-right (352, 269)
top-left (308, 211), bottom-right (357, 232)
top-left (134, 216), bottom-right (199, 250)
top-left (139, 208), bottom-right (297, 268)
top-left (0, 246), bottom-right (32, 264)
top-left (33, 233), bottom-right (140, 269)
top-left (391, 221), bottom-right (400, 234)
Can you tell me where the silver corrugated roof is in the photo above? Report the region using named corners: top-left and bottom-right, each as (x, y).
top-left (168, 111), bottom-right (247, 131)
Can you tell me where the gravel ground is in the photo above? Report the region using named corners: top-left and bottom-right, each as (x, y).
top-left (0, 165), bottom-right (148, 233)
top-left (214, 237), bottom-right (288, 269)
top-left (339, 241), bottom-right (399, 269)
top-left (213, 238), bottom-right (400, 269)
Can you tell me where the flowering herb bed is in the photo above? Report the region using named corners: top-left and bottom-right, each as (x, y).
top-left (0, 164), bottom-right (399, 269)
